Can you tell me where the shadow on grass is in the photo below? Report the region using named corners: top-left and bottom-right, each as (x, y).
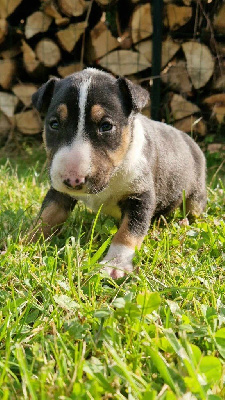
top-left (206, 150), bottom-right (225, 188)
top-left (0, 138), bottom-right (47, 178)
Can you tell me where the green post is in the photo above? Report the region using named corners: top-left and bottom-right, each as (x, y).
top-left (151, 0), bottom-right (163, 121)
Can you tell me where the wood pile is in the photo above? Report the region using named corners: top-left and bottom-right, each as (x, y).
top-left (0, 0), bottom-right (224, 146)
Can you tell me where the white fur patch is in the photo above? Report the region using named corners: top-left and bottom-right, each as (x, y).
top-left (50, 138), bottom-right (92, 195)
top-left (50, 76), bottom-right (93, 195)
top-left (125, 115), bottom-right (146, 171)
top-left (100, 243), bottom-right (134, 278)
top-left (77, 77), bottom-right (92, 140)
top-left (103, 243), bottom-right (134, 262)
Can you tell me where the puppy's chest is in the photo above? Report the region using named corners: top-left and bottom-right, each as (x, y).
top-left (78, 173), bottom-right (136, 219)
top-left (81, 195), bottom-right (122, 219)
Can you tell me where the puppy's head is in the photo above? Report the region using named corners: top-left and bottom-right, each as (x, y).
top-left (32, 68), bottom-right (149, 195)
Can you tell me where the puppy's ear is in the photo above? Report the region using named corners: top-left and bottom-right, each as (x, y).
top-left (118, 77), bottom-right (149, 113)
top-left (32, 77), bottom-right (60, 114)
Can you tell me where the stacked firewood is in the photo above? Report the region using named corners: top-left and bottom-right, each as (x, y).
top-left (0, 0), bottom-right (224, 146)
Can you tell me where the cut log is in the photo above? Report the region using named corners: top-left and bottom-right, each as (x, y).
top-left (0, 43), bottom-right (21, 59)
top-left (164, 0), bottom-right (192, 4)
top-left (12, 83), bottom-right (38, 107)
top-left (214, 4), bottom-right (225, 33)
top-left (131, 3), bottom-right (152, 44)
top-left (95, 0), bottom-right (117, 5)
top-left (161, 60), bottom-right (192, 93)
top-left (213, 76), bottom-right (225, 90)
top-left (0, 19), bottom-right (8, 44)
top-left (15, 110), bottom-right (42, 134)
top-left (212, 106), bottom-right (225, 124)
top-left (0, 111), bottom-right (12, 135)
top-left (57, 62), bottom-right (82, 77)
top-left (174, 116), bottom-right (206, 136)
top-left (165, 4), bottom-right (192, 30)
top-left (25, 11), bottom-right (52, 39)
top-left (135, 40), bottom-right (151, 63)
top-left (35, 38), bottom-right (61, 67)
top-left (203, 93), bottom-right (225, 106)
top-left (0, 59), bottom-right (16, 89)
top-left (136, 37), bottom-right (180, 68)
top-left (170, 93), bottom-right (200, 120)
top-left (58, 0), bottom-right (86, 17)
top-left (22, 40), bottom-right (40, 73)
top-left (56, 22), bottom-right (87, 53)
top-left (89, 20), bottom-right (118, 60)
top-left (161, 37), bottom-right (181, 68)
top-left (117, 31), bottom-right (132, 50)
top-left (217, 42), bottom-right (225, 56)
top-left (99, 49), bottom-right (151, 76)
top-left (204, 94), bottom-right (225, 124)
top-left (182, 41), bottom-right (215, 89)
top-left (0, 92), bottom-right (19, 118)
top-left (0, 0), bottom-right (23, 18)
top-left (42, 1), bottom-right (69, 26)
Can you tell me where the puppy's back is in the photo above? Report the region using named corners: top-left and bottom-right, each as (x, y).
top-left (138, 114), bottom-right (206, 215)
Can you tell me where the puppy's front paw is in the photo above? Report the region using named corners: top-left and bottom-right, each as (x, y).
top-left (100, 258), bottom-right (133, 279)
top-left (100, 243), bottom-right (134, 279)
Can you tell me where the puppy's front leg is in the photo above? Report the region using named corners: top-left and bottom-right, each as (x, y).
top-left (28, 188), bottom-right (77, 241)
top-left (101, 192), bottom-right (154, 279)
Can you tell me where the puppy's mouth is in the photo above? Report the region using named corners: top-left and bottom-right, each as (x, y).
top-left (87, 173), bottom-right (113, 194)
top-left (63, 178), bottom-right (86, 192)
top-left (61, 176), bottom-right (109, 195)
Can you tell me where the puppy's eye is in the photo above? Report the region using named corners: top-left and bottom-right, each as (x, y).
top-left (49, 119), bottom-right (59, 130)
top-left (99, 121), bottom-right (113, 133)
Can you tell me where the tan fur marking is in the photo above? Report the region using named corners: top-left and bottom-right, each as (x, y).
top-left (108, 125), bottom-right (130, 167)
top-left (90, 147), bottom-right (114, 190)
top-left (112, 215), bottom-right (144, 249)
top-left (42, 128), bottom-right (48, 153)
top-left (57, 103), bottom-right (68, 121)
top-left (89, 125), bottom-right (131, 192)
top-left (36, 202), bottom-right (69, 238)
top-left (91, 104), bottom-right (105, 123)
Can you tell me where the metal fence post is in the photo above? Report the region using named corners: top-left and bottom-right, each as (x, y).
top-left (151, 0), bottom-right (163, 121)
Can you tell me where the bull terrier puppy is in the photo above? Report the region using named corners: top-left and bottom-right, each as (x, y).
top-left (31, 68), bottom-right (206, 278)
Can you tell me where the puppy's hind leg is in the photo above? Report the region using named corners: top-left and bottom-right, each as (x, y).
top-left (186, 150), bottom-right (207, 218)
top-left (186, 188), bottom-right (207, 218)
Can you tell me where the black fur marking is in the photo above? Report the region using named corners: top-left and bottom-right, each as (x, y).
top-left (32, 77), bottom-right (59, 114)
top-left (41, 188), bottom-right (77, 214)
top-left (117, 77), bottom-right (149, 113)
top-left (119, 192), bottom-right (155, 237)
top-left (84, 78), bottom-right (129, 151)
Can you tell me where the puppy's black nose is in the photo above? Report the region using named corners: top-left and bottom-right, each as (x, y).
top-left (63, 177), bottom-right (86, 189)
top-left (63, 178), bottom-right (73, 188)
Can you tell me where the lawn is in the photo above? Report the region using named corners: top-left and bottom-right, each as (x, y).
top-left (0, 144), bottom-right (225, 400)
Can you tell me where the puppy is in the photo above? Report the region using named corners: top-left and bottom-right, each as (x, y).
top-left (31, 68), bottom-right (206, 279)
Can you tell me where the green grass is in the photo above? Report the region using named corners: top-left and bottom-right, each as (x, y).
top-left (0, 145), bottom-right (225, 400)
